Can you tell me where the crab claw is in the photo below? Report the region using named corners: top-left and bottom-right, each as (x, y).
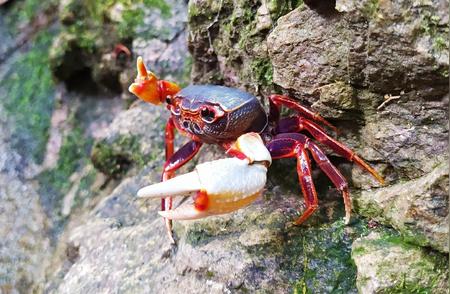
top-left (128, 57), bottom-right (161, 105)
top-left (137, 133), bottom-right (271, 220)
top-left (128, 56), bottom-right (181, 105)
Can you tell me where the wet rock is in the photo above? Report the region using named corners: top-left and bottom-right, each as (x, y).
top-left (352, 232), bottom-right (448, 293)
top-left (46, 159), bottom-right (377, 293)
top-left (188, 0), bottom-right (298, 92)
top-left (0, 173), bottom-right (51, 293)
top-left (268, 1), bottom-right (448, 98)
top-left (311, 81), bottom-right (358, 120)
top-left (91, 102), bottom-right (168, 177)
top-left (353, 161), bottom-right (449, 253)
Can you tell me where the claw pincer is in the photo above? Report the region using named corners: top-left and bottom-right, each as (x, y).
top-left (137, 133), bottom-right (271, 220)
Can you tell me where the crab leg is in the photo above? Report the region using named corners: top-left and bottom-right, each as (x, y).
top-left (266, 136), bottom-right (319, 225)
top-left (161, 139), bottom-right (202, 241)
top-left (162, 118), bottom-right (175, 234)
top-left (269, 94), bottom-right (337, 133)
top-left (267, 133), bottom-right (352, 224)
top-left (138, 133), bottom-right (271, 221)
top-left (275, 116), bottom-right (384, 184)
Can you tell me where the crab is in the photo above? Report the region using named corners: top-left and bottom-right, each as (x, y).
top-left (129, 57), bottom-right (384, 242)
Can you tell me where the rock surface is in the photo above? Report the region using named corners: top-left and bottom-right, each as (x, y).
top-left (187, 0), bottom-right (449, 241)
top-left (132, 0), bottom-right (189, 83)
top-left (91, 102), bottom-right (168, 177)
top-left (47, 160), bottom-right (374, 293)
top-left (354, 161), bottom-right (449, 253)
top-left (0, 0), bottom-right (448, 293)
top-left (269, 0), bottom-right (448, 98)
top-left (0, 173), bottom-right (51, 294)
top-left (352, 232), bottom-right (448, 293)
top-left (0, 104), bottom-right (51, 293)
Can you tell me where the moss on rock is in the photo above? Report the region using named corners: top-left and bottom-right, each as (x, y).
top-left (90, 102), bottom-right (166, 177)
top-left (353, 161), bottom-right (449, 253)
top-left (91, 135), bottom-right (150, 177)
top-left (38, 122), bottom-right (91, 201)
top-left (180, 192), bottom-right (380, 293)
top-left (0, 30), bottom-right (55, 163)
top-left (352, 231), bottom-right (448, 293)
top-left (188, 0), bottom-right (300, 93)
top-left (50, 0), bottom-right (171, 91)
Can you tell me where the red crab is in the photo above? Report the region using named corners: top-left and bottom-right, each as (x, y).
top-left (129, 57), bottom-right (384, 242)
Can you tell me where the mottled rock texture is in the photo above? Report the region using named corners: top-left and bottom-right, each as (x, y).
top-left (0, 173), bottom-right (51, 294)
top-left (352, 232), bottom-right (448, 293)
top-left (0, 0), bottom-right (448, 293)
top-left (0, 106), bottom-right (51, 293)
top-left (187, 0), bottom-right (448, 242)
top-left (355, 161), bottom-right (449, 252)
top-left (91, 102), bottom-right (167, 177)
top-left (47, 159), bottom-right (374, 293)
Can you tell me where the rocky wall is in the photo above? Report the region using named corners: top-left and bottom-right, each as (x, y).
top-left (0, 0), bottom-right (448, 293)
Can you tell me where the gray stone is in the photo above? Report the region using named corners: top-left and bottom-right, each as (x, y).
top-left (0, 173), bottom-right (51, 294)
top-left (268, 1), bottom-right (448, 98)
top-left (352, 232), bottom-right (448, 293)
top-left (46, 164), bottom-right (370, 293)
top-left (353, 161), bottom-right (449, 253)
top-left (0, 105), bottom-right (51, 293)
top-left (132, 0), bottom-right (190, 84)
top-left (91, 101), bottom-right (168, 177)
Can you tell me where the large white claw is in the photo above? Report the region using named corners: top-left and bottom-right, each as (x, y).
top-left (137, 133), bottom-right (271, 220)
top-left (137, 171), bottom-right (201, 198)
top-left (137, 157), bottom-right (268, 220)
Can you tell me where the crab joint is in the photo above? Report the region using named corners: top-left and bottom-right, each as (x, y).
top-left (137, 133), bottom-right (271, 220)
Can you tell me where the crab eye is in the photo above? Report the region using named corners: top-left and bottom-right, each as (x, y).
top-left (166, 96), bottom-right (172, 104)
top-left (200, 107), bottom-right (215, 123)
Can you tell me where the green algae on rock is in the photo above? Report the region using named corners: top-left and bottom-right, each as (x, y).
top-left (352, 232), bottom-right (448, 293)
top-left (0, 31), bottom-right (56, 163)
top-left (188, 0), bottom-right (301, 93)
top-left (50, 0), bottom-right (172, 92)
top-left (91, 102), bottom-right (167, 177)
top-left (353, 161), bottom-right (449, 253)
top-left (46, 160), bottom-right (378, 293)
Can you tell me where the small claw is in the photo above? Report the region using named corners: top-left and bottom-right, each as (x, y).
top-left (234, 132), bottom-right (272, 165)
top-left (137, 56), bottom-right (148, 77)
top-left (128, 56), bottom-right (161, 105)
